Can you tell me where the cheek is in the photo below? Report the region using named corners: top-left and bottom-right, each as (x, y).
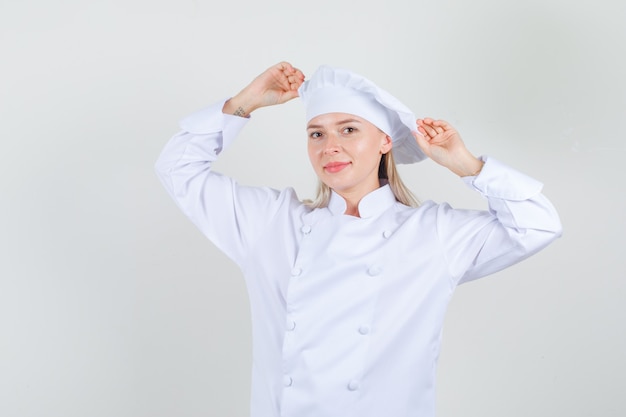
top-left (353, 139), bottom-right (380, 159)
top-left (307, 144), bottom-right (319, 169)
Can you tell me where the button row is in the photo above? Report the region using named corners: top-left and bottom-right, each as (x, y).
top-left (301, 224), bottom-right (390, 239)
top-left (291, 265), bottom-right (382, 278)
top-left (285, 319), bottom-right (369, 335)
top-left (282, 375), bottom-right (361, 391)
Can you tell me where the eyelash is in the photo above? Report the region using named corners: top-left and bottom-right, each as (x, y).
top-left (309, 127), bottom-right (356, 138)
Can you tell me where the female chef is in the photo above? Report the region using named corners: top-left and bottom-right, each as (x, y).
top-left (155, 61), bottom-right (562, 417)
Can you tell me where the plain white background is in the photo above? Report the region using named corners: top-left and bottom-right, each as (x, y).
top-left (1, 0), bottom-right (624, 416)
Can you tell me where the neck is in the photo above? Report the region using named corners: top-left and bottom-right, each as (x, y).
top-left (344, 202), bottom-right (360, 217)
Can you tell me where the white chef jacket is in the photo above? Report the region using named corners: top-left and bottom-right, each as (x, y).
top-left (155, 99), bottom-right (562, 417)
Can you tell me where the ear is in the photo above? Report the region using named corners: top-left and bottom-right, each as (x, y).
top-left (380, 134), bottom-right (393, 154)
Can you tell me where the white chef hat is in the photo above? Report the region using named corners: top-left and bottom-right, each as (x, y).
top-left (298, 65), bottom-right (426, 164)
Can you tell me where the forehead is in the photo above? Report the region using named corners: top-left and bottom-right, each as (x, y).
top-left (307, 113), bottom-right (372, 128)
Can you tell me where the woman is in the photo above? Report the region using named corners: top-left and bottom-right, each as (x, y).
top-left (155, 62), bottom-right (562, 417)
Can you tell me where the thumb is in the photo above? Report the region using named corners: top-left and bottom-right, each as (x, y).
top-left (283, 88), bottom-right (300, 101)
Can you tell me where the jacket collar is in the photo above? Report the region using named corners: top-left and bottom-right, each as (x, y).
top-left (327, 185), bottom-right (396, 218)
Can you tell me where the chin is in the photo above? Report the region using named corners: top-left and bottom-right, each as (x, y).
top-left (321, 177), bottom-right (351, 191)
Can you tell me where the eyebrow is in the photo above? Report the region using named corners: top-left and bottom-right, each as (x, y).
top-left (306, 118), bottom-right (362, 130)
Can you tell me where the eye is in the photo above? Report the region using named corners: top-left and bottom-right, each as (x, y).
top-left (342, 127), bottom-right (356, 134)
top-left (309, 131), bottom-right (323, 139)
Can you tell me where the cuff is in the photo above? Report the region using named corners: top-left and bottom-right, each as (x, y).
top-left (461, 156), bottom-right (543, 201)
top-left (180, 98), bottom-right (250, 136)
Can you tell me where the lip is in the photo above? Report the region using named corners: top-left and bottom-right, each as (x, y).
top-left (323, 161), bottom-right (351, 173)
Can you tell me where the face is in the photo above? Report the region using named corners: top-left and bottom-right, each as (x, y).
top-left (307, 113), bottom-right (392, 199)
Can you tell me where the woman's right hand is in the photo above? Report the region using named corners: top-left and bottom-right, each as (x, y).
top-left (223, 62), bottom-right (305, 117)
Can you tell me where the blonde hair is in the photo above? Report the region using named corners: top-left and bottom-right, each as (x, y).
top-left (306, 151), bottom-right (419, 209)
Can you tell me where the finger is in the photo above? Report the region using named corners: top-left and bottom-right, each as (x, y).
top-left (288, 76), bottom-right (304, 90)
top-left (416, 119), bottom-right (430, 132)
top-left (432, 119), bottom-right (451, 130)
top-left (287, 72), bottom-right (303, 83)
top-left (417, 126), bottom-right (432, 139)
top-left (412, 131), bottom-right (431, 154)
top-left (418, 118), bottom-right (438, 134)
top-left (283, 65), bottom-right (305, 91)
top-left (420, 118), bottom-right (447, 136)
top-left (277, 61), bottom-right (294, 73)
top-left (277, 63), bottom-right (295, 85)
top-left (292, 67), bottom-right (305, 79)
top-left (276, 70), bottom-right (292, 90)
top-left (422, 124), bottom-right (438, 137)
top-left (289, 80), bottom-right (302, 90)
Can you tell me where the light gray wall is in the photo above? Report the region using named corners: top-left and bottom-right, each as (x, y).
top-left (1, 0), bottom-right (624, 416)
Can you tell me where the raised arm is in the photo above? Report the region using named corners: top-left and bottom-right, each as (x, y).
top-left (222, 61), bottom-right (305, 117)
top-left (412, 119), bottom-right (562, 283)
top-left (155, 62), bottom-right (305, 266)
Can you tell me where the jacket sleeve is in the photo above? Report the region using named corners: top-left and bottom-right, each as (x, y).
top-left (435, 156), bottom-right (563, 285)
top-left (154, 99), bottom-right (291, 266)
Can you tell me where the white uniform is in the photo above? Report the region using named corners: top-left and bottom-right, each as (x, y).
top-left (155, 99), bottom-right (562, 417)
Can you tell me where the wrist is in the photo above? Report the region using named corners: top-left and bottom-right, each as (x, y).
top-left (222, 92), bottom-right (259, 118)
top-left (449, 153), bottom-right (484, 177)
top-left (457, 159), bottom-right (484, 177)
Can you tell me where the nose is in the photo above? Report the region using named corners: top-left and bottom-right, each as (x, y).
top-left (323, 133), bottom-right (341, 155)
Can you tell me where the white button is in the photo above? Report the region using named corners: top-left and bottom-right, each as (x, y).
top-left (348, 379), bottom-right (360, 391)
top-left (301, 225), bottom-right (312, 234)
top-left (286, 320), bottom-right (296, 331)
top-left (291, 267), bottom-right (302, 277)
top-left (283, 376), bottom-right (293, 387)
top-left (358, 325), bottom-right (370, 335)
top-left (383, 230), bottom-right (392, 239)
top-left (367, 265), bottom-right (382, 276)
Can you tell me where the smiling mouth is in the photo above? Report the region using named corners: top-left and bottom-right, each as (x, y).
top-left (324, 162), bottom-right (351, 173)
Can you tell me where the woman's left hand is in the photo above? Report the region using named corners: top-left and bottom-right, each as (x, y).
top-left (413, 118), bottom-right (484, 177)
